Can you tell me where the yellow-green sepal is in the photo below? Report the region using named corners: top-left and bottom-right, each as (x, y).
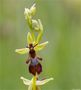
top-left (15, 48), bottom-right (29, 54)
top-left (35, 41), bottom-right (48, 51)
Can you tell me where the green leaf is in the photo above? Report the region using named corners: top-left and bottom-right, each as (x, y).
top-left (15, 48), bottom-right (29, 54)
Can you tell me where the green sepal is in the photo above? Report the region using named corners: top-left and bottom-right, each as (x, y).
top-left (15, 48), bottom-right (29, 54)
top-left (35, 41), bottom-right (48, 51)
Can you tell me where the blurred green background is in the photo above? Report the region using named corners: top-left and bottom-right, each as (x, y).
top-left (0, 0), bottom-right (81, 90)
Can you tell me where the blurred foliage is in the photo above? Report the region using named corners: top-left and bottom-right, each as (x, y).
top-left (0, 0), bottom-right (81, 90)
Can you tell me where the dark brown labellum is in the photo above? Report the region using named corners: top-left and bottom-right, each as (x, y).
top-left (29, 63), bottom-right (42, 76)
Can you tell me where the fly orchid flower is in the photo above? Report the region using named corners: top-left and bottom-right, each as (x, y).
top-left (15, 32), bottom-right (48, 54)
top-left (20, 76), bottom-right (54, 90)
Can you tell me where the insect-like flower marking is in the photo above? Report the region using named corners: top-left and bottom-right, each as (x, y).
top-left (26, 43), bottom-right (43, 75)
top-left (15, 32), bottom-right (48, 75)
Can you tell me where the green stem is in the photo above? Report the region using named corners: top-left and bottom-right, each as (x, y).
top-left (32, 76), bottom-right (36, 90)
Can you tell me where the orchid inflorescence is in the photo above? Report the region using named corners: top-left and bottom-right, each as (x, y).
top-left (15, 3), bottom-right (53, 90)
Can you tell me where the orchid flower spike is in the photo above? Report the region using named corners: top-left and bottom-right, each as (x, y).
top-left (15, 3), bottom-right (53, 90)
top-left (20, 76), bottom-right (54, 90)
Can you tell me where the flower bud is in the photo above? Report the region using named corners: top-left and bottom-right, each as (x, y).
top-left (32, 19), bottom-right (39, 31)
top-left (24, 8), bottom-right (31, 19)
top-left (24, 4), bottom-right (36, 20)
top-left (30, 4), bottom-right (36, 17)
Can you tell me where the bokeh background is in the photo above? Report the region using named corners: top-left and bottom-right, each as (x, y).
top-left (0, 0), bottom-right (81, 90)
